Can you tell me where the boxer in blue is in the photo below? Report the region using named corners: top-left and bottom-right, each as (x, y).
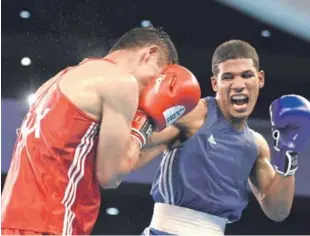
top-left (134, 40), bottom-right (310, 235)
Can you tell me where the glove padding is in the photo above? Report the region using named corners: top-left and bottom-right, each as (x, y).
top-left (270, 94), bottom-right (310, 176)
top-left (131, 64), bottom-right (201, 147)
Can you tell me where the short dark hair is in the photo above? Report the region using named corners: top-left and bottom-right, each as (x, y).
top-left (212, 40), bottom-right (259, 76)
top-left (109, 27), bottom-right (179, 64)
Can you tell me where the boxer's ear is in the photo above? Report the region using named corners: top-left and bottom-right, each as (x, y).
top-left (148, 45), bottom-right (159, 55)
top-left (258, 70), bottom-right (265, 89)
top-left (139, 45), bottom-right (159, 64)
top-left (210, 76), bottom-right (218, 92)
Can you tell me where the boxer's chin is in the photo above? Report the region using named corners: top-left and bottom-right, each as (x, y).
top-left (232, 103), bottom-right (248, 113)
top-left (229, 104), bottom-right (250, 121)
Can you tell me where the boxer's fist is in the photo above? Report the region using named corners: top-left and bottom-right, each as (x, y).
top-left (131, 110), bottom-right (155, 148)
top-left (270, 94), bottom-right (310, 176)
top-left (131, 64), bottom-right (201, 147)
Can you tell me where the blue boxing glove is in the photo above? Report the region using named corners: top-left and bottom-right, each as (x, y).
top-left (269, 95), bottom-right (310, 176)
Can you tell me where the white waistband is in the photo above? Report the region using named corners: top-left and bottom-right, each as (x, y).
top-left (150, 203), bottom-right (227, 235)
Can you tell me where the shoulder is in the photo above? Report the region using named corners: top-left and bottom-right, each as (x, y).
top-left (174, 98), bottom-right (207, 135)
top-left (250, 129), bottom-right (266, 147)
top-left (100, 74), bottom-right (139, 116)
top-left (78, 59), bottom-right (139, 100)
top-left (81, 59), bottom-right (138, 89)
top-left (100, 73), bottom-right (138, 96)
top-left (249, 129), bottom-right (271, 160)
top-left (79, 59), bottom-right (139, 113)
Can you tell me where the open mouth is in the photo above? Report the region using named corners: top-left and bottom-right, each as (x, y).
top-left (230, 94), bottom-right (249, 111)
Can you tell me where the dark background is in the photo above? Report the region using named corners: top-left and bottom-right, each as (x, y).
top-left (2, 0), bottom-right (310, 234)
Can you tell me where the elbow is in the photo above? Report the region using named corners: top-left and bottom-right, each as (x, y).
top-left (269, 214), bottom-right (289, 222)
top-left (96, 172), bottom-right (111, 189)
top-left (96, 159), bottom-right (133, 189)
top-left (95, 143), bottom-right (139, 189)
top-left (96, 172), bottom-right (121, 189)
top-left (267, 209), bottom-right (291, 222)
top-left (274, 211), bottom-right (290, 222)
top-left (259, 194), bottom-right (292, 222)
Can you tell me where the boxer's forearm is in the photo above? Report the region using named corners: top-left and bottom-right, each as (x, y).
top-left (132, 127), bottom-right (180, 170)
top-left (132, 144), bottom-right (167, 171)
top-left (98, 137), bottom-right (140, 189)
top-left (260, 174), bottom-right (295, 222)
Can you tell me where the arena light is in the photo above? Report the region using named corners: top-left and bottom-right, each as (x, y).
top-left (20, 10), bottom-right (31, 19)
top-left (141, 20), bottom-right (152, 28)
top-left (218, 0), bottom-right (310, 41)
top-left (21, 57), bottom-right (31, 66)
top-left (27, 93), bottom-right (36, 106)
top-left (106, 207), bottom-right (119, 216)
top-left (261, 30), bottom-right (271, 37)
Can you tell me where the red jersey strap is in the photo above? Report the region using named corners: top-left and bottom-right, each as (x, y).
top-left (29, 69), bottom-right (68, 109)
top-left (78, 57), bottom-right (116, 65)
top-left (102, 57), bottom-right (116, 64)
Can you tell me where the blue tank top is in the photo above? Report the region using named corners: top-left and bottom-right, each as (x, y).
top-left (151, 96), bottom-right (259, 223)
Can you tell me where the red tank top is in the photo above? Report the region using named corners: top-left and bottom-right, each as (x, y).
top-left (1, 67), bottom-right (101, 235)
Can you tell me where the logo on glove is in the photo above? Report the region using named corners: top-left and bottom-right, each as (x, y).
top-left (163, 106), bottom-right (186, 126)
top-left (153, 74), bottom-right (166, 94)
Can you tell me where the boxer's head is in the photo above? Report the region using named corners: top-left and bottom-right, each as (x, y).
top-left (210, 40), bottom-right (265, 123)
top-left (109, 27), bottom-right (179, 88)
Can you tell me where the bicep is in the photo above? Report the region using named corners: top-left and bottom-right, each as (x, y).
top-left (249, 131), bottom-right (276, 197)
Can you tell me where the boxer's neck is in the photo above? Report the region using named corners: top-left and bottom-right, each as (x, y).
top-left (105, 50), bottom-right (140, 74)
top-left (105, 49), bottom-right (156, 94)
top-left (215, 98), bottom-right (247, 131)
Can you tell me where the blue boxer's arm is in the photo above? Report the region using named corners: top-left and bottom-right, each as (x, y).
top-left (132, 127), bottom-right (180, 171)
top-left (132, 99), bottom-right (206, 171)
top-left (249, 132), bottom-right (294, 222)
top-left (249, 95), bottom-right (310, 221)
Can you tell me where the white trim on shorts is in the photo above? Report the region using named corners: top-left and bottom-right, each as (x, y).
top-left (150, 203), bottom-right (227, 235)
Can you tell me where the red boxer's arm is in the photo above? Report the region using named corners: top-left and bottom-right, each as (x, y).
top-left (95, 75), bottom-right (140, 188)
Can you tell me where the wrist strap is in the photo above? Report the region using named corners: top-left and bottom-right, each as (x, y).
top-left (274, 151), bottom-right (298, 176)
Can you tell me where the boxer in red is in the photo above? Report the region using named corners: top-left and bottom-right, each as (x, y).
top-left (1, 27), bottom-right (201, 235)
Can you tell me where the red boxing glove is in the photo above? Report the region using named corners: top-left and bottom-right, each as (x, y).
top-left (131, 64), bottom-right (201, 147)
top-left (131, 110), bottom-right (155, 148)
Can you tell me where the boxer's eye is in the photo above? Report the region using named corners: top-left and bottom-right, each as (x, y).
top-left (221, 73), bottom-right (234, 80)
top-left (241, 71), bottom-right (254, 79)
